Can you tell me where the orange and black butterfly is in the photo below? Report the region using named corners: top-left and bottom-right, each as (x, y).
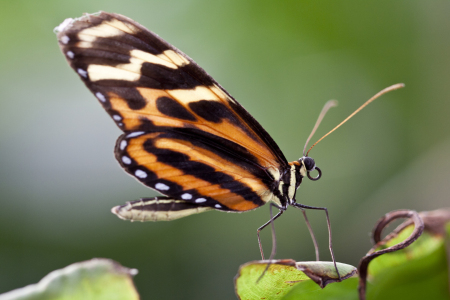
top-left (55, 12), bottom-right (402, 271)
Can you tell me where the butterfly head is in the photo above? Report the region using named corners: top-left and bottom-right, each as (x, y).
top-left (300, 156), bottom-right (322, 181)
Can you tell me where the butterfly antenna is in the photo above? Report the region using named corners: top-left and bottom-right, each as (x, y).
top-left (303, 100), bottom-right (339, 156)
top-left (306, 83), bottom-right (405, 156)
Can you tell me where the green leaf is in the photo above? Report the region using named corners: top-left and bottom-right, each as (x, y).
top-left (0, 259), bottom-right (139, 300)
top-left (365, 210), bottom-right (450, 300)
top-left (282, 277), bottom-right (359, 300)
top-left (234, 259), bottom-right (356, 300)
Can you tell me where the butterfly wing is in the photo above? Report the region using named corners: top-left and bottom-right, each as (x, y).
top-left (56, 12), bottom-right (287, 219)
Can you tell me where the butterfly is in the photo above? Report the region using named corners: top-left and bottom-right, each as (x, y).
top-left (56, 11), bottom-right (403, 275)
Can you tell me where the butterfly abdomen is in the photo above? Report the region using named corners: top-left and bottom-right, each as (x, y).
top-left (112, 197), bottom-right (212, 221)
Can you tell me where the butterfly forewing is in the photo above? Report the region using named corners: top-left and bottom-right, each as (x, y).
top-left (56, 12), bottom-right (287, 217)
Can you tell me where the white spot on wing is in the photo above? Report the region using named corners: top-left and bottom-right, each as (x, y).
top-left (95, 92), bottom-right (106, 102)
top-left (77, 23), bottom-right (124, 39)
top-left (103, 19), bottom-right (136, 34)
top-left (181, 193), bottom-right (192, 200)
top-left (113, 115), bottom-right (122, 121)
top-left (54, 18), bottom-right (74, 33)
top-left (195, 198), bottom-right (206, 203)
top-left (215, 204), bottom-right (222, 209)
top-left (122, 156), bottom-right (131, 164)
top-left (66, 51), bottom-right (74, 59)
top-left (120, 140), bottom-right (127, 150)
top-left (167, 86), bottom-right (220, 104)
top-left (135, 170), bottom-right (147, 179)
top-left (155, 183), bottom-right (170, 191)
top-left (87, 65), bottom-right (140, 82)
top-left (77, 68), bottom-right (87, 78)
top-left (126, 131), bottom-right (145, 138)
top-left (76, 34), bottom-right (96, 45)
top-left (130, 49), bottom-right (178, 69)
top-left (60, 35), bottom-right (70, 44)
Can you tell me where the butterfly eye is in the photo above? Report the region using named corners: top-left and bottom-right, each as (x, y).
top-left (303, 156), bottom-right (316, 171)
top-left (307, 166), bottom-right (322, 181)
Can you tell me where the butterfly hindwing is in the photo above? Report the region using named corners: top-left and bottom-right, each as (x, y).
top-left (115, 129), bottom-right (278, 212)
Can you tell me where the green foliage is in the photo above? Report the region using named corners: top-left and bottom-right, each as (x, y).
top-left (235, 260), bottom-right (356, 299)
top-left (283, 278), bottom-right (359, 300)
top-left (235, 262), bottom-right (309, 300)
top-left (365, 224), bottom-right (450, 299)
top-left (0, 213), bottom-right (448, 300)
top-left (0, 259), bottom-right (139, 300)
top-left (235, 211), bottom-right (450, 300)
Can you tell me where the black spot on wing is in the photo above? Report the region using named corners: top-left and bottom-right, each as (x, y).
top-left (69, 47), bottom-right (132, 67)
top-left (132, 60), bottom-right (216, 90)
top-left (115, 87), bottom-right (147, 110)
top-left (188, 100), bottom-right (230, 123)
top-left (136, 118), bottom-right (159, 132)
top-left (179, 63), bottom-right (215, 87)
top-left (96, 86), bottom-right (147, 110)
top-left (156, 96), bottom-right (197, 121)
top-left (188, 100), bottom-right (266, 146)
top-left (140, 62), bottom-right (204, 89)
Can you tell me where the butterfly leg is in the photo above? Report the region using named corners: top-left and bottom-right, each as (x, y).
top-left (296, 207), bottom-right (320, 261)
top-left (256, 203), bottom-right (286, 282)
top-left (257, 203), bottom-right (286, 260)
top-left (292, 203), bottom-right (341, 281)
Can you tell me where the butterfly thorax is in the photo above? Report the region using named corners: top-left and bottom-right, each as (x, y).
top-left (274, 157), bottom-right (316, 207)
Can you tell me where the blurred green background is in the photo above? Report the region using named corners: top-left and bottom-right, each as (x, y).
top-left (1, 0), bottom-right (449, 299)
